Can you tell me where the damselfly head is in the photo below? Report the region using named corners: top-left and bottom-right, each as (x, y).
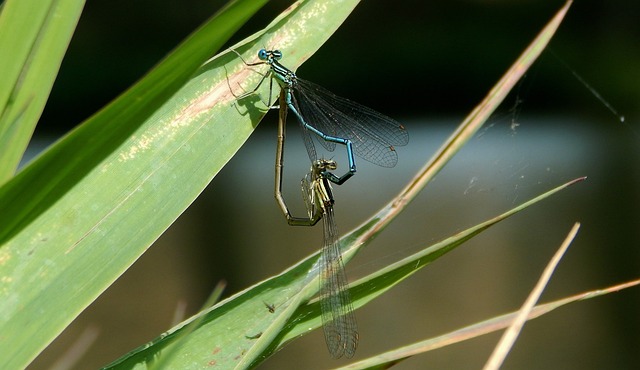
top-left (313, 159), bottom-right (338, 172)
top-left (258, 49), bottom-right (283, 62)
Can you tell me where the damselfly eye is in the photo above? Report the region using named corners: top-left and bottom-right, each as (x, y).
top-left (258, 49), bottom-right (268, 60)
top-left (272, 50), bottom-right (283, 60)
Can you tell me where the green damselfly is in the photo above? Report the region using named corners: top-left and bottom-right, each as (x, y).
top-left (275, 91), bottom-right (358, 358)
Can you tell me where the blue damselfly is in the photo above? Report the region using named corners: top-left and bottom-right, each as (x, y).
top-left (236, 49), bottom-right (408, 185)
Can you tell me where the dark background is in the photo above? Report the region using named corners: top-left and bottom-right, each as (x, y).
top-left (37, 0), bottom-right (638, 133)
top-left (25, 0), bottom-right (639, 369)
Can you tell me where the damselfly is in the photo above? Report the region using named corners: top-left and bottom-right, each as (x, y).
top-left (275, 91), bottom-right (358, 358)
top-left (235, 48), bottom-right (408, 185)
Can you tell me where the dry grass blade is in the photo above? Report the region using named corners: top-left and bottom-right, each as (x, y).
top-left (484, 222), bottom-right (581, 370)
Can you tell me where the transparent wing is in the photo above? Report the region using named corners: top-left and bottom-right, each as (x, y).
top-left (319, 205), bottom-right (358, 358)
top-left (294, 78), bottom-right (409, 168)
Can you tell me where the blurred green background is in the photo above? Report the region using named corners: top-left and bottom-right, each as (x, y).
top-left (25, 0), bottom-right (639, 369)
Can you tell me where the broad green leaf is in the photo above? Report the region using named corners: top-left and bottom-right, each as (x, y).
top-left (0, 0), bottom-right (269, 367)
top-left (0, 0), bottom-right (84, 183)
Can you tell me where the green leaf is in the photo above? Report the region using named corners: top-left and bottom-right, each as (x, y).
top-left (0, 0), bottom-right (270, 367)
top-left (0, 0), bottom-right (84, 183)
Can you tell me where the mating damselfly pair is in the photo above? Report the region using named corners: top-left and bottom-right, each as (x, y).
top-left (233, 48), bottom-right (408, 358)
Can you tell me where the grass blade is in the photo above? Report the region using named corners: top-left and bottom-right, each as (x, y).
top-left (0, 0), bottom-right (84, 183)
top-left (484, 222), bottom-right (580, 370)
top-left (337, 278), bottom-right (640, 370)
